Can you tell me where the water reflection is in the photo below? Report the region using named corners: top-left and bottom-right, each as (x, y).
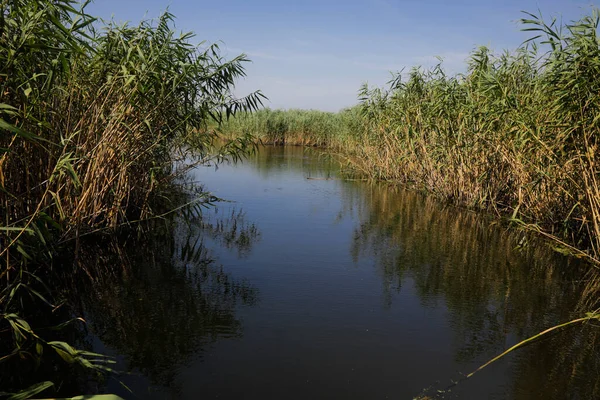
top-left (340, 183), bottom-right (600, 398)
top-left (200, 208), bottom-right (261, 258)
top-left (241, 146), bottom-right (600, 400)
top-left (244, 144), bottom-right (340, 180)
top-left (74, 205), bottom-right (260, 396)
top-left (510, 325), bottom-right (600, 400)
top-left (34, 145), bottom-right (600, 400)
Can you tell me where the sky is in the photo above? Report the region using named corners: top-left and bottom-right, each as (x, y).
top-left (87, 0), bottom-right (597, 111)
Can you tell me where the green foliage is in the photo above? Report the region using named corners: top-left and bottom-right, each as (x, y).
top-left (353, 9), bottom-right (600, 264)
top-left (3, 381), bottom-right (54, 400)
top-left (0, 0), bottom-right (264, 250)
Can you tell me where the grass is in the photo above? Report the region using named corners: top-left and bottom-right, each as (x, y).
top-left (221, 9), bottom-right (600, 268)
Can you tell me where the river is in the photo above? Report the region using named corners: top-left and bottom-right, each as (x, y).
top-left (79, 145), bottom-right (599, 399)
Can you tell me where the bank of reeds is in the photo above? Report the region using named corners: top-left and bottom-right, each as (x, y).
top-left (221, 10), bottom-right (600, 267)
top-left (219, 107), bottom-right (362, 148)
top-left (0, 1), bottom-right (262, 397)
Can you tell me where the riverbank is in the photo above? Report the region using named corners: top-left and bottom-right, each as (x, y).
top-left (219, 9), bottom-right (600, 268)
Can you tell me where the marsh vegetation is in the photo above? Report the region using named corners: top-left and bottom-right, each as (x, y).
top-left (2, 1), bottom-right (600, 399)
top-left (222, 10), bottom-right (600, 269)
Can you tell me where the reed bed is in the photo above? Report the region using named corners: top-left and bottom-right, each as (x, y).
top-left (0, 1), bottom-right (262, 397)
top-left (221, 10), bottom-right (600, 266)
top-left (219, 107), bottom-right (362, 148)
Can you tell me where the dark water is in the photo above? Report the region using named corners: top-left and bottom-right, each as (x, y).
top-left (83, 146), bottom-right (599, 399)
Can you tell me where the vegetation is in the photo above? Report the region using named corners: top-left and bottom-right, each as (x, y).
top-left (3, 0), bottom-right (600, 397)
top-left (220, 107), bottom-right (362, 147)
top-left (221, 10), bottom-right (600, 268)
top-left (0, 0), bottom-right (262, 397)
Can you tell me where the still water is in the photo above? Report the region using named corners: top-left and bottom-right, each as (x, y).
top-left (85, 146), bottom-right (599, 399)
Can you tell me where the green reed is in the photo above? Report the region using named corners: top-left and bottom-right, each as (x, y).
top-left (355, 10), bottom-right (600, 265)
top-left (219, 107), bottom-right (362, 148)
top-left (0, 0), bottom-right (263, 397)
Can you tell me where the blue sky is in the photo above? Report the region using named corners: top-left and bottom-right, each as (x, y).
top-left (87, 0), bottom-right (596, 111)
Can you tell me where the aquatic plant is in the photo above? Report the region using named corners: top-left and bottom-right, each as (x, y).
top-left (354, 10), bottom-right (600, 266)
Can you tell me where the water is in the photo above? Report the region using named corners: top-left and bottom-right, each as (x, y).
top-left (82, 146), bottom-right (599, 399)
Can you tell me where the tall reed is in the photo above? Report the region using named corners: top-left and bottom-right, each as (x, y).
top-left (355, 11), bottom-right (600, 264)
top-left (221, 9), bottom-right (600, 266)
top-left (0, 1), bottom-right (263, 397)
top-left (219, 107), bottom-right (362, 148)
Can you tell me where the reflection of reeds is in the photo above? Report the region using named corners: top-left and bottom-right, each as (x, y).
top-left (339, 181), bottom-right (600, 399)
top-left (0, 193), bottom-right (261, 396)
top-left (239, 144), bottom-right (600, 398)
top-left (510, 323), bottom-right (600, 400)
top-left (200, 208), bottom-right (262, 258)
top-left (72, 208), bottom-right (260, 391)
